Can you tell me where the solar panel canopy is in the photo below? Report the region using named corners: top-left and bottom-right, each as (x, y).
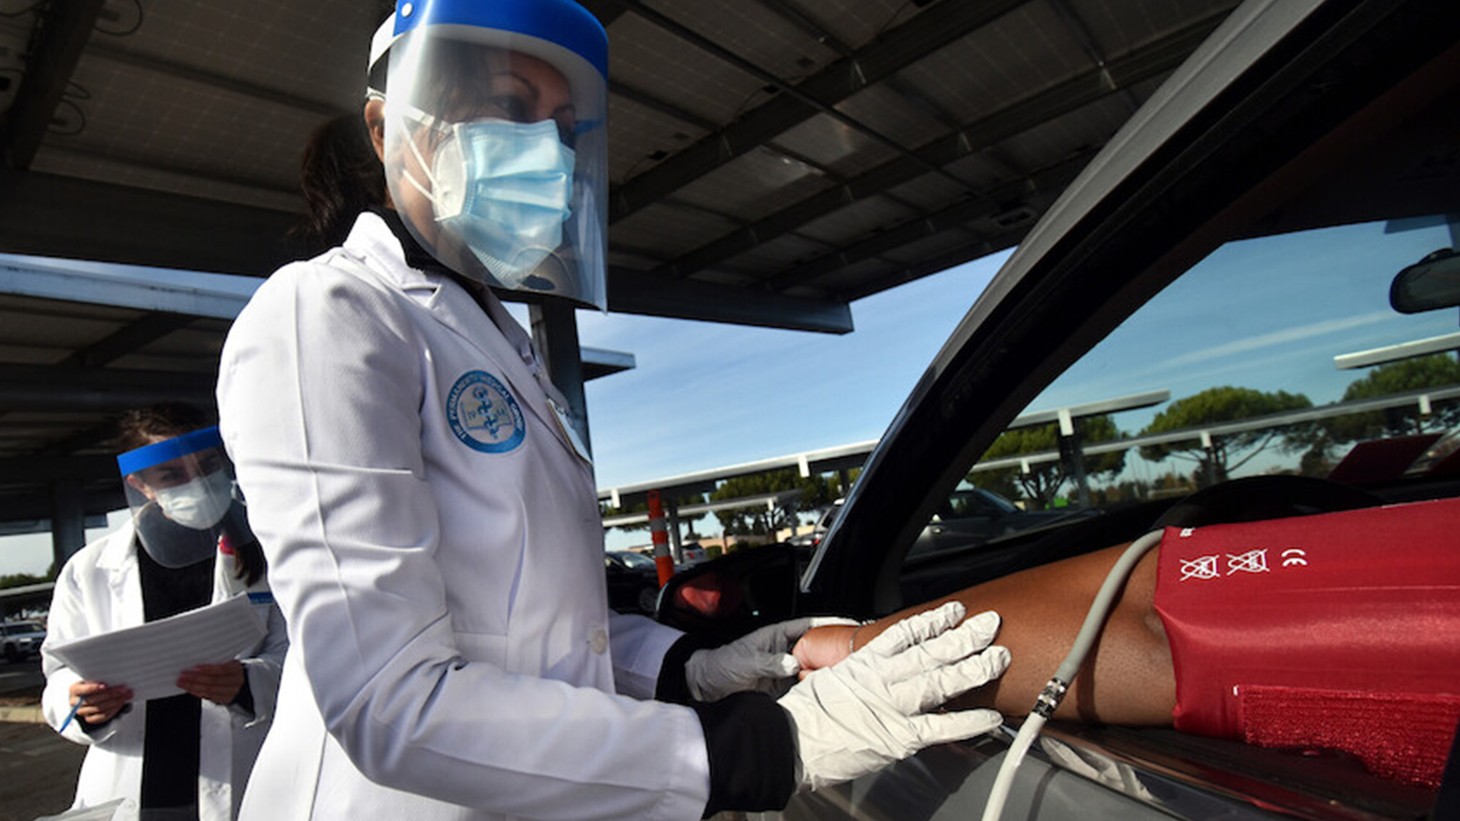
top-left (0, 0), bottom-right (1237, 527)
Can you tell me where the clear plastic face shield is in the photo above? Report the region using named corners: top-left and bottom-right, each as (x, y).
top-left (116, 426), bottom-right (251, 568)
top-left (374, 0), bottom-right (609, 310)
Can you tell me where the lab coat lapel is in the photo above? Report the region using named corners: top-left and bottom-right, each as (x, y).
top-left (345, 213), bottom-right (589, 467)
top-left (423, 267), bottom-right (588, 467)
top-left (96, 523), bottom-right (145, 628)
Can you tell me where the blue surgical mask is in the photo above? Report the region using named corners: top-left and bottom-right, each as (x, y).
top-left (402, 115), bottom-right (575, 287)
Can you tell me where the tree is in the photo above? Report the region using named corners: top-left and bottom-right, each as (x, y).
top-left (1139, 386), bottom-right (1313, 486)
top-left (1325, 354), bottom-right (1460, 442)
top-left (710, 469), bottom-right (834, 537)
top-left (0, 572), bottom-right (49, 590)
top-left (971, 415), bottom-right (1127, 509)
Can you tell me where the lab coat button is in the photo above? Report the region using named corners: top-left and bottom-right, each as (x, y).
top-left (589, 627), bottom-right (608, 654)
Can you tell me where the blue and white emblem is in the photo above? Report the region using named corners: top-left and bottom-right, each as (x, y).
top-left (446, 370), bottom-right (526, 453)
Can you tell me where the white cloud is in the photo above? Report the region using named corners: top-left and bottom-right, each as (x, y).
top-left (1158, 311), bottom-right (1395, 369)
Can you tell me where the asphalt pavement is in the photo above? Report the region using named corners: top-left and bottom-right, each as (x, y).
top-left (0, 657), bottom-right (84, 821)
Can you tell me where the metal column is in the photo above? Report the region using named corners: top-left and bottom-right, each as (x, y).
top-left (529, 301), bottom-right (592, 457)
top-left (665, 497), bottom-right (684, 563)
top-left (49, 479), bottom-right (86, 570)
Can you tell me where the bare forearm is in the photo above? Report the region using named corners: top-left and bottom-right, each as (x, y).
top-left (805, 544), bottom-right (1175, 725)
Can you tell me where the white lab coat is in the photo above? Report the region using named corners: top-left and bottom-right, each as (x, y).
top-left (218, 212), bottom-right (711, 821)
top-left (41, 521), bottom-right (288, 821)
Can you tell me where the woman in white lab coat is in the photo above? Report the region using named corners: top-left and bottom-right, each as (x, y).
top-left (42, 404), bottom-right (288, 821)
top-left (219, 3), bottom-right (1010, 819)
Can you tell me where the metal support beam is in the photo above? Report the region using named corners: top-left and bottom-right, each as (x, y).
top-left (0, 169), bottom-right (307, 277)
top-left (61, 313), bottom-right (198, 369)
top-left (573, 0), bottom-right (631, 27)
top-left (48, 479), bottom-right (86, 570)
top-left (612, 1), bottom-right (985, 198)
top-left (30, 421), bottom-right (126, 459)
top-left (1055, 408), bottom-right (1092, 507)
top-left (0, 169), bottom-right (850, 332)
top-left (607, 266), bottom-right (853, 333)
top-left (766, 150), bottom-right (1095, 292)
top-left (609, 0), bottom-right (1028, 223)
top-left (649, 12), bottom-right (1225, 281)
top-left (85, 40), bottom-right (343, 118)
top-left (665, 497), bottom-right (684, 563)
top-left (529, 301), bottom-right (591, 457)
top-left (1, 0), bottom-right (107, 170)
top-left (1334, 331), bottom-right (1460, 369)
top-left (844, 225), bottom-right (1029, 302)
top-left (0, 455), bottom-right (117, 483)
top-left (0, 485), bottom-right (124, 524)
top-left (0, 363), bottom-right (217, 413)
top-left (1048, 0), bottom-right (1142, 115)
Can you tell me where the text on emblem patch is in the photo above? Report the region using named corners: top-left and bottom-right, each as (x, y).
top-left (446, 370), bottom-right (526, 453)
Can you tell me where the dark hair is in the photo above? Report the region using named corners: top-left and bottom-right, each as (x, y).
top-left (295, 112), bottom-right (386, 253)
top-left (115, 402), bottom-right (267, 586)
top-left (114, 402), bottom-right (213, 451)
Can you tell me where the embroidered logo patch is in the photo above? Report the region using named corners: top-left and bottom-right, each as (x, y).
top-left (446, 370), bottom-right (525, 453)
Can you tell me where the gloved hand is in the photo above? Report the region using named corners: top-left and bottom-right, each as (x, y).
top-left (777, 601), bottom-right (1009, 790)
top-left (685, 617), bottom-right (858, 701)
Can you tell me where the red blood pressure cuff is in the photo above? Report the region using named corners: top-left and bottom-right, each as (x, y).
top-left (1153, 497), bottom-right (1460, 787)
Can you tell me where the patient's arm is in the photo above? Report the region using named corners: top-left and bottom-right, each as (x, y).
top-left (793, 543), bottom-right (1175, 725)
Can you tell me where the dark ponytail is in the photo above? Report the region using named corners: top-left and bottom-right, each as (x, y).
top-left (294, 113), bottom-right (386, 253)
top-left (221, 506), bottom-right (267, 587)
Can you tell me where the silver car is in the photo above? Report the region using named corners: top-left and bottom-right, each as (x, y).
top-left (1, 620), bottom-right (46, 662)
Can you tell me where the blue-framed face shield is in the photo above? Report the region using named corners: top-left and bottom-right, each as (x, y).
top-left (117, 426), bottom-right (246, 568)
top-left (372, 0), bottom-right (609, 310)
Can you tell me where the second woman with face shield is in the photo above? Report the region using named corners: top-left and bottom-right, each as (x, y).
top-left (219, 3), bottom-right (1012, 819)
top-left (41, 403), bottom-right (287, 821)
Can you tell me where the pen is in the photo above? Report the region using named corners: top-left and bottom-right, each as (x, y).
top-left (59, 696), bottom-right (85, 733)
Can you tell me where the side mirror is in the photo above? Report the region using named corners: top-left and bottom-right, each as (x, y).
top-left (1390, 248), bottom-right (1460, 313)
top-left (655, 543), bottom-right (805, 642)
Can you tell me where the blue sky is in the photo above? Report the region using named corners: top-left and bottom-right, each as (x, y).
top-left (576, 252), bottom-right (1009, 490)
top-left (1042, 221), bottom-right (1456, 430)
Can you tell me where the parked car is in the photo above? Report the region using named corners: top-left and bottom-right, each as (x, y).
top-left (803, 487), bottom-right (1090, 560)
top-left (908, 483), bottom-right (1097, 560)
top-left (603, 550), bottom-right (660, 615)
top-left (659, 0), bottom-right (1460, 817)
top-left (678, 543), bottom-right (709, 567)
top-left (789, 499), bottom-right (844, 550)
top-left (1, 620), bottom-right (46, 662)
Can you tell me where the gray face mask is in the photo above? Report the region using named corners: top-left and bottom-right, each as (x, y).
top-left (135, 502), bottom-right (218, 569)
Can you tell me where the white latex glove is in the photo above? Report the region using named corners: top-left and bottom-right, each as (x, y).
top-left (686, 616), bottom-right (858, 701)
top-left (777, 601), bottom-right (1010, 790)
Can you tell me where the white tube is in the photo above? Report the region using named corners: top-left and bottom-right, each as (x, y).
top-left (979, 530), bottom-right (1165, 821)
top-left (980, 712), bottom-right (1046, 821)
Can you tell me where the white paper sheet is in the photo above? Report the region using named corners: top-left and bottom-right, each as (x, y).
top-left (47, 593), bottom-right (267, 701)
top-left (34, 797), bottom-right (130, 821)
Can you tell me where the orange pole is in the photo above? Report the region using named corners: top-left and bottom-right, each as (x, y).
top-left (648, 490), bottom-right (674, 587)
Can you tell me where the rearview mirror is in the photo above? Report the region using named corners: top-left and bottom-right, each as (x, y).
top-left (1390, 248), bottom-right (1460, 313)
top-left (655, 543), bottom-right (805, 642)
